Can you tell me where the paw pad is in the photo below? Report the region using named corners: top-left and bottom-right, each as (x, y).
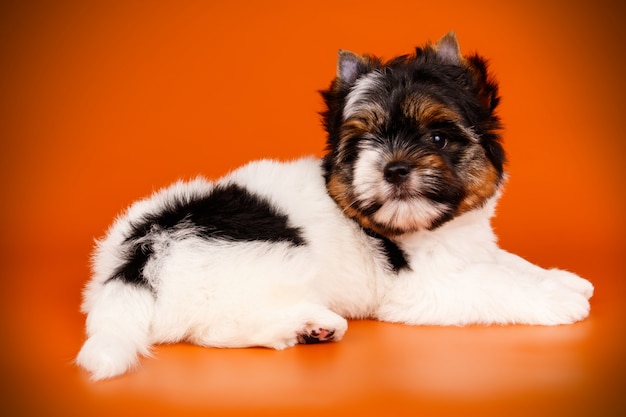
top-left (297, 328), bottom-right (336, 344)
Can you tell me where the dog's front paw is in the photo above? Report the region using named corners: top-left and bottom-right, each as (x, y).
top-left (550, 268), bottom-right (594, 299)
top-left (533, 270), bottom-right (593, 325)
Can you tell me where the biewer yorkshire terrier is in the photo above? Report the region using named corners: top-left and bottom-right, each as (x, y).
top-left (77, 32), bottom-right (593, 380)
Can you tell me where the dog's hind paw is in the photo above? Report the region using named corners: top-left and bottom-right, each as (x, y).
top-left (297, 327), bottom-right (337, 344)
top-left (296, 310), bottom-right (347, 345)
top-left (263, 304), bottom-right (348, 349)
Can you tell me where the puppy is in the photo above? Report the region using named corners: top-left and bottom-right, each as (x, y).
top-left (77, 32), bottom-right (593, 380)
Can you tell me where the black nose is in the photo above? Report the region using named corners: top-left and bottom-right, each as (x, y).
top-left (384, 161), bottom-right (411, 184)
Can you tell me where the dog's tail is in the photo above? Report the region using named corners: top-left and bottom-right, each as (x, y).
top-left (76, 278), bottom-right (155, 380)
top-left (76, 217), bottom-right (158, 380)
top-left (76, 178), bottom-right (213, 379)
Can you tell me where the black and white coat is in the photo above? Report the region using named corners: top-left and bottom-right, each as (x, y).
top-left (77, 33), bottom-right (593, 380)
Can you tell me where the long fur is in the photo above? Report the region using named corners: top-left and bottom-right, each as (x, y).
top-left (77, 32), bottom-right (593, 380)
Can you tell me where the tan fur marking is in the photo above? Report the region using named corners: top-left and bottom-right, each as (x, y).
top-left (345, 103), bottom-right (387, 128)
top-left (456, 162), bottom-right (499, 214)
top-left (419, 154), bottom-right (449, 169)
top-left (342, 119), bottom-right (372, 133)
top-left (405, 96), bottom-right (462, 127)
top-left (326, 174), bottom-right (357, 218)
top-left (326, 173), bottom-right (397, 236)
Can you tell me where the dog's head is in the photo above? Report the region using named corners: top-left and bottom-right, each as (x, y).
top-left (321, 32), bottom-right (505, 237)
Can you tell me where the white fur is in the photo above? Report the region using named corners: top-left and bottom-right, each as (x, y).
top-left (343, 71), bottom-right (386, 121)
top-left (77, 157), bottom-right (593, 380)
top-left (353, 147), bottom-right (449, 230)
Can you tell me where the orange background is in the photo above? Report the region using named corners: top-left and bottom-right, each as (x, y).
top-left (1, 1), bottom-right (625, 416)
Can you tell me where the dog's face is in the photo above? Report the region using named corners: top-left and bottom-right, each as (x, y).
top-left (321, 32), bottom-right (505, 237)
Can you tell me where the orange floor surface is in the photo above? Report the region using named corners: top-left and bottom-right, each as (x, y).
top-left (1, 1), bottom-right (625, 416)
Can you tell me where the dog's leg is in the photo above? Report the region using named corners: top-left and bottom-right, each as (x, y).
top-left (76, 280), bottom-right (155, 380)
top-left (494, 249), bottom-right (594, 298)
top-left (188, 303), bottom-right (348, 350)
top-left (376, 250), bottom-right (593, 326)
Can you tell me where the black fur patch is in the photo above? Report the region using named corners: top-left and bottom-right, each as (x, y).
top-left (364, 228), bottom-right (410, 273)
top-left (110, 183), bottom-right (305, 287)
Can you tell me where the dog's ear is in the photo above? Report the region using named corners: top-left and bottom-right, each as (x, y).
top-left (466, 54), bottom-right (500, 112)
top-left (434, 32), bottom-right (499, 113)
top-left (336, 50), bottom-right (375, 85)
top-left (434, 31), bottom-right (464, 65)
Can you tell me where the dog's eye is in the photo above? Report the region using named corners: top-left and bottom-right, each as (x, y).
top-left (431, 133), bottom-right (448, 149)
